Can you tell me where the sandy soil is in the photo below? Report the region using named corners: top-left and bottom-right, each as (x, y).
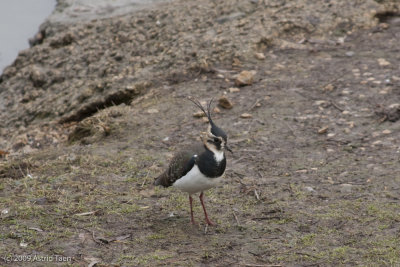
top-left (1, 0), bottom-right (400, 266)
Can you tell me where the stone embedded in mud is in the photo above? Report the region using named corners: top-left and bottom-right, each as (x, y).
top-left (254, 52), bottom-right (265, 60)
top-left (146, 108), bottom-right (159, 114)
top-left (318, 126), bottom-right (329, 134)
top-left (304, 186), bottom-right (316, 193)
top-left (49, 32), bottom-right (75, 48)
top-left (193, 111), bottom-right (205, 118)
top-left (324, 84), bottom-right (335, 91)
top-left (29, 66), bottom-right (47, 87)
top-left (235, 70), bottom-right (256, 86)
top-left (378, 58), bottom-right (390, 67)
top-left (218, 96), bottom-right (233, 109)
top-left (340, 183), bottom-right (353, 193)
top-left (228, 87), bottom-right (240, 93)
top-left (240, 113), bottom-right (253, 118)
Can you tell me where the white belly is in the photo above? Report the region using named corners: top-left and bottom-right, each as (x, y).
top-left (172, 165), bottom-right (222, 195)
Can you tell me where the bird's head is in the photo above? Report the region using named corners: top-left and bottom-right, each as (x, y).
top-left (188, 97), bottom-right (232, 153)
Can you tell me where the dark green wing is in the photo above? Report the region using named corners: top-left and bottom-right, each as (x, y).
top-left (154, 144), bottom-right (205, 187)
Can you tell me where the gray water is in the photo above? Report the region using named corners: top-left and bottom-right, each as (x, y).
top-left (0, 0), bottom-right (168, 74)
top-left (0, 0), bottom-right (56, 74)
top-left (47, 0), bottom-right (169, 24)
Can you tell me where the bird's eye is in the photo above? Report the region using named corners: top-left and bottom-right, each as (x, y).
top-left (213, 138), bottom-right (221, 143)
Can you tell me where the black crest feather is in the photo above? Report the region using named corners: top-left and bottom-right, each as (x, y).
top-left (187, 96), bottom-right (214, 124)
top-left (187, 96), bottom-right (227, 141)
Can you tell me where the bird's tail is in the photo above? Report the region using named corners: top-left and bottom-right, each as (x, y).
top-left (153, 172), bottom-right (170, 187)
top-left (153, 173), bottom-right (164, 186)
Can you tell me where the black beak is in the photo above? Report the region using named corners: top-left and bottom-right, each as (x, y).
top-left (225, 145), bottom-right (233, 153)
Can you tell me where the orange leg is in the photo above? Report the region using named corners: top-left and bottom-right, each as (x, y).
top-left (199, 192), bottom-right (215, 226)
top-left (189, 195), bottom-right (196, 224)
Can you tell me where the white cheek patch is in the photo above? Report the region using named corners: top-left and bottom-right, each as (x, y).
top-left (207, 146), bottom-right (224, 162)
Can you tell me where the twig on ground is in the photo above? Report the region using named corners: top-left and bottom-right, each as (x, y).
top-left (233, 210), bottom-right (240, 226)
top-left (330, 100), bottom-right (344, 112)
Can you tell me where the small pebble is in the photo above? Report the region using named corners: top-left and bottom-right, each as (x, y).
top-left (228, 87), bottom-right (240, 93)
top-left (254, 52), bottom-right (265, 60)
top-left (202, 117), bottom-right (209, 123)
top-left (378, 58), bottom-right (390, 67)
top-left (218, 96), bottom-right (233, 109)
top-left (304, 186), bottom-right (316, 193)
top-left (318, 126), bottom-right (328, 134)
top-left (240, 113), bottom-right (253, 118)
top-left (235, 70), bottom-right (256, 86)
top-left (340, 183), bottom-right (353, 193)
top-left (324, 84), bottom-right (334, 91)
top-left (146, 108), bottom-right (159, 114)
top-left (193, 111), bottom-right (205, 118)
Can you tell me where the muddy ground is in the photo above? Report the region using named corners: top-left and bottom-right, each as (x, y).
top-left (1, 0), bottom-right (400, 266)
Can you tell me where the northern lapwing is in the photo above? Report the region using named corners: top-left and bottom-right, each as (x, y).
top-left (154, 97), bottom-right (232, 225)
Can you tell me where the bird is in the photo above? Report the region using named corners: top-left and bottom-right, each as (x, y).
top-left (154, 97), bottom-right (232, 225)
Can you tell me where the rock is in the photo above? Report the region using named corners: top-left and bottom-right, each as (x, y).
top-left (49, 32), bottom-right (75, 48)
top-left (201, 117), bottom-right (209, 123)
top-left (146, 108), bottom-right (159, 114)
top-left (235, 70), bottom-right (256, 86)
top-left (193, 111), bottom-right (205, 118)
top-left (318, 126), bottom-right (328, 134)
top-left (324, 84), bottom-right (334, 91)
top-left (340, 183), bottom-right (353, 193)
top-left (379, 22), bottom-right (389, 29)
top-left (228, 87), bottom-right (240, 93)
top-left (29, 66), bottom-right (47, 87)
top-left (218, 96), bottom-right (233, 109)
top-left (29, 31), bottom-right (45, 46)
top-left (378, 58), bottom-right (390, 66)
top-left (376, 104), bottom-right (400, 122)
top-left (382, 129), bottom-right (391, 134)
top-left (304, 186), bottom-right (316, 193)
top-left (345, 51), bottom-right (355, 57)
top-left (240, 113), bottom-right (253, 118)
top-left (254, 52), bottom-right (265, 60)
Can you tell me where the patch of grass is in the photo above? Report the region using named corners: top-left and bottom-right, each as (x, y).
top-left (117, 254), bottom-right (136, 264)
top-left (118, 251), bottom-right (173, 265)
top-left (163, 191), bottom-right (189, 210)
top-left (146, 233), bottom-right (166, 240)
top-left (331, 246), bottom-right (350, 261)
top-left (298, 233), bottom-right (316, 246)
top-left (363, 237), bottom-right (400, 265)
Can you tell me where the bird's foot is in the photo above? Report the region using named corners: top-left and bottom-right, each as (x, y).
top-left (205, 217), bottom-right (215, 226)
